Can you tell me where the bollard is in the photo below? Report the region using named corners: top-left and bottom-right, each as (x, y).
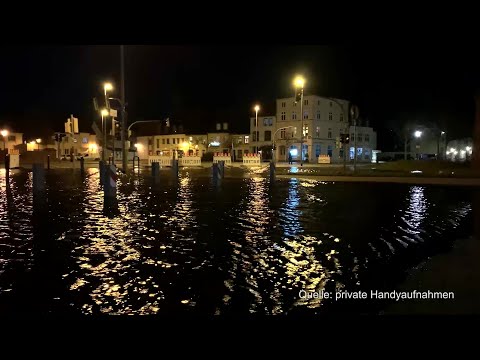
top-left (32, 163), bottom-right (46, 193)
top-left (212, 163), bottom-right (221, 185)
top-left (99, 160), bottom-right (105, 185)
top-left (70, 154), bottom-right (74, 163)
top-left (5, 153), bottom-right (10, 183)
top-left (269, 160), bottom-right (276, 182)
top-left (218, 160), bottom-right (225, 179)
top-left (104, 164), bottom-right (117, 198)
top-left (80, 157), bottom-right (85, 176)
top-left (47, 155), bottom-right (50, 170)
top-left (172, 159), bottom-right (179, 178)
top-left (152, 161), bottom-right (160, 176)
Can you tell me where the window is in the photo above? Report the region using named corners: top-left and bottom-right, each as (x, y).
top-left (327, 145), bottom-right (333, 157)
top-left (303, 125), bottom-right (309, 137)
top-left (167, 139), bottom-right (170, 144)
top-left (330, 101), bottom-right (333, 107)
top-left (316, 126), bottom-right (320, 138)
top-left (280, 146), bottom-right (286, 156)
top-left (253, 118), bottom-right (256, 127)
top-left (365, 134), bottom-right (370, 142)
top-left (82, 137), bottom-right (88, 144)
top-left (292, 111), bottom-right (297, 120)
top-left (177, 138), bottom-right (180, 144)
top-left (315, 144), bottom-right (321, 157)
top-left (357, 148), bottom-right (363, 157)
top-left (358, 134), bottom-right (363, 142)
top-left (173, 138), bottom-right (176, 144)
top-left (189, 136), bottom-right (193, 141)
top-left (304, 99), bottom-right (308, 105)
top-left (148, 139), bottom-right (152, 145)
top-left (7, 135), bottom-right (16, 142)
top-left (364, 149), bottom-right (370, 160)
top-left (303, 111), bottom-right (308, 119)
top-left (216, 123), bottom-right (221, 130)
top-left (264, 130), bottom-right (271, 141)
top-left (281, 101), bottom-right (286, 108)
top-left (253, 131), bottom-right (259, 141)
top-left (350, 147), bottom-right (354, 160)
top-left (280, 129), bottom-right (286, 139)
top-left (263, 118), bottom-right (273, 126)
top-left (328, 129), bottom-right (332, 139)
top-left (237, 150), bottom-right (242, 158)
top-left (269, 118), bottom-right (273, 126)
top-left (244, 149), bottom-right (249, 154)
top-left (340, 113), bottom-right (344, 122)
top-left (156, 139), bottom-right (160, 148)
top-left (245, 136), bottom-right (249, 144)
top-left (351, 134), bottom-right (355, 142)
top-left (162, 139), bottom-right (165, 145)
top-left (223, 123), bottom-right (228, 130)
top-left (281, 111), bottom-right (286, 120)
top-left (181, 138), bottom-right (184, 143)
top-left (317, 100), bottom-right (320, 105)
top-left (316, 111), bottom-right (321, 120)
top-left (329, 112), bottom-right (333, 121)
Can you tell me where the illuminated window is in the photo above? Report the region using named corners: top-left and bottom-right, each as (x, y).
top-left (303, 125), bottom-right (309, 137)
top-left (82, 137), bottom-right (88, 144)
top-left (316, 127), bottom-right (320, 137)
top-left (315, 144), bottom-right (321, 157)
top-left (245, 136), bottom-right (249, 144)
top-left (292, 111), bottom-right (297, 120)
top-left (327, 145), bottom-right (333, 157)
top-left (357, 147), bottom-right (363, 156)
top-left (329, 112), bottom-right (333, 121)
top-left (189, 136), bottom-right (193, 141)
top-left (281, 111), bottom-right (286, 120)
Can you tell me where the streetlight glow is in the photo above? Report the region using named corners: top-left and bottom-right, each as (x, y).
top-left (104, 83), bottom-right (113, 92)
top-left (1, 129), bottom-right (9, 138)
top-left (293, 75), bottom-right (305, 88)
top-left (414, 130), bottom-right (422, 138)
top-left (36, 138), bottom-right (41, 143)
top-left (254, 105), bottom-right (260, 112)
top-left (101, 109), bottom-right (109, 117)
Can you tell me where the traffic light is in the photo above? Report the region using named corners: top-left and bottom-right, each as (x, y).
top-left (295, 89), bottom-right (302, 103)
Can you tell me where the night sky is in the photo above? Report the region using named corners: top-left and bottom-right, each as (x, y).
top-left (1, 45), bottom-right (479, 150)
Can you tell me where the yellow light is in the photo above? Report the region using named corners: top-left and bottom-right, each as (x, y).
top-left (104, 83), bottom-right (113, 92)
top-left (294, 75), bottom-right (305, 88)
top-left (182, 141), bottom-right (189, 149)
top-left (134, 143), bottom-right (143, 150)
top-left (101, 109), bottom-right (109, 116)
top-left (254, 105), bottom-right (260, 112)
top-left (89, 143), bottom-right (98, 151)
top-left (36, 138), bottom-right (41, 143)
top-left (29, 141), bottom-right (36, 145)
top-left (1, 129), bottom-right (9, 137)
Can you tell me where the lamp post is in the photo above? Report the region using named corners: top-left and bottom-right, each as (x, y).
top-left (294, 75), bottom-right (305, 166)
top-left (254, 104), bottom-right (260, 154)
top-left (109, 96), bottom-right (128, 172)
top-left (104, 83), bottom-right (113, 163)
top-left (1, 129), bottom-right (9, 151)
top-left (101, 108), bottom-right (108, 161)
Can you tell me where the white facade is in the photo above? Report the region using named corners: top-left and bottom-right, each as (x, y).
top-left (57, 133), bottom-right (99, 159)
top-left (135, 134), bottom-right (208, 160)
top-left (249, 95), bottom-right (377, 163)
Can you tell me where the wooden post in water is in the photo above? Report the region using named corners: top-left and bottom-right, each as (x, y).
top-left (47, 155), bottom-right (50, 170)
top-left (172, 159), bottom-right (179, 178)
top-left (5, 153), bottom-right (10, 184)
top-left (152, 162), bottom-right (160, 183)
top-left (99, 160), bottom-right (105, 185)
top-left (32, 163), bottom-right (46, 193)
top-left (80, 157), bottom-right (85, 176)
top-left (104, 164), bottom-right (117, 198)
top-left (269, 160), bottom-right (276, 182)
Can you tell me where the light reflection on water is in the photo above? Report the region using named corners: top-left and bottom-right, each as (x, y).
top-left (0, 168), bottom-right (474, 314)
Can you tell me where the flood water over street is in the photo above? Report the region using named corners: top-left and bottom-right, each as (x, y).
top-left (0, 167), bottom-right (474, 314)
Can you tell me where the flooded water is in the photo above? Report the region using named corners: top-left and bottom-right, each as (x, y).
top-left (0, 167), bottom-right (474, 314)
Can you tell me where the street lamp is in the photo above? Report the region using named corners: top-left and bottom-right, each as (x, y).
top-left (36, 138), bottom-right (41, 151)
top-left (254, 104), bottom-right (260, 154)
top-left (293, 75), bottom-right (305, 166)
top-left (1, 129), bottom-right (9, 151)
top-left (414, 130), bottom-right (422, 138)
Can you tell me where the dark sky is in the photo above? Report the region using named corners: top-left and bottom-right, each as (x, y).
top-left (1, 45), bottom-right (479, 148)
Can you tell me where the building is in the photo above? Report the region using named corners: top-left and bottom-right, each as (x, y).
top-left (231, 134), bottom-right (251, 160)
top-left (0, 131), bottom-right (23, 152)
top-left (57, 133), bottom-right (99, 159)
top-left (250, 96), bottom-right (377, 163)
top-left (135, 133), bottom-right (208, 159)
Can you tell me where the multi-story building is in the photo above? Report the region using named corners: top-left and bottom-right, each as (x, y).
top-left (135, 133), bottom-right (209, 159)
top-left (249, 115), bottom-right (275, 158)
top-left (252, 95), bottom-right (377, 163)
top-left (57, 133), bottom-right (99, 159)
top-left (0, 131), bottom-right (23, 152)
top-left (231, 134), bottom-right (251, 160)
